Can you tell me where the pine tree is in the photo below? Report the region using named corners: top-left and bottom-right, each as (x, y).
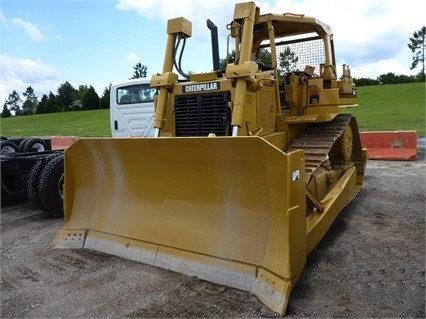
top-left (130, 62), bottom-right (148, 79)
top-left (1, 105), bottom-right (12, 118)
top-left (22, 86), bottom-right (38, 115)
top-left (3, 91), bottom-right (22, 116)
top-left (408, 26), bottom-right (425, 81)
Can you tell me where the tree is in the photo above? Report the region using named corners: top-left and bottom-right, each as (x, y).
top-left (82, 86), bottom-right (100, 110)
top-left (258, 48), bottom-right (272, 66)
top-left (219, 49), bottom-right (271, 70)
top-left (21, 86), bottom-right (38, 115)
top-left (75, 85), bottom-right (89, 111)
top-left (219, 50), bottom-right (236, 69)
top-left (45, 91), bottom-right (59, 113)
top-left (36, 94), bottom-right (48, 114)
top-left (279, 47), bottom-right (299, 74)
top-left (57, 81), bottom-right (77, 111)
top-left (1, 105), bottom-right (12, 118)
top-left (100, 85), bottom-right (110, 109)
top-left (130, 62), bottom-right (147, 79)
top-left (3, 91), bottom-right (22, 116)
top-left (377, 72), bottom-right (398, 85)
top-left (353, 77), bottom-right (379, 87)
top-left (408, 26), bottom-right (425, 81)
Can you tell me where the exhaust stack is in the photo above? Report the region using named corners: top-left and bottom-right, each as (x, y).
top-left (207, 19), bottom-right (220, 71)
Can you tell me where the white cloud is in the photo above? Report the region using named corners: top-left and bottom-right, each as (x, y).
top-left (127, 53), bottom-right (140, 62)
top-left (10, 17), bottom-right (47, 41)
top-left (116, 0), bottom-right (425, 79)
top-left (116, 0), bottom-right (243, 41)
top-left (0, 11), bottom-right (7, 27)
top-left (0, 55), bottom-right (60, 104)
top-left (94, 82), bottom-right (109, 97)
top-left (273, 0), bottom-right (425, 78)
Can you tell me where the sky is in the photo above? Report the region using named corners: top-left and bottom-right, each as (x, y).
top-left (0, 0), bottom-right (425, 105)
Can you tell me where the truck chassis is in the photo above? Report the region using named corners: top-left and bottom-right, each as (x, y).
top-left (1, 137), bottom-right (64, 216)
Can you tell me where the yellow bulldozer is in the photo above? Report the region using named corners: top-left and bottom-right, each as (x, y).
top-left (53, 2), bottom-right (366, 316)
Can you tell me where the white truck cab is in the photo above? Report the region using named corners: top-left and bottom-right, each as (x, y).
top-left (110, 78), bottom-right (156, 137)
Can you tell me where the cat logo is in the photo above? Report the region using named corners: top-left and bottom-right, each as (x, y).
top-left (183, 82), bottom-right (220, 93)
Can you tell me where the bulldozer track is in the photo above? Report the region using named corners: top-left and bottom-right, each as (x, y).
top-left (287, 114), bottom-right (355, 180)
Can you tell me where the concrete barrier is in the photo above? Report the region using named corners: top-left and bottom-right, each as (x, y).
top-left (50, 136), bottom-right (78, 150)
top-left (360, 131), bottom-right (418, 161)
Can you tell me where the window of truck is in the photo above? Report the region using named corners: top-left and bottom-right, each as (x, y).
top-left (117, 83), bottom-right (157, 105)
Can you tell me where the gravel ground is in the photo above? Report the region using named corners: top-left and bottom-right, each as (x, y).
top-left (1, 156), bottom-right (425, 318)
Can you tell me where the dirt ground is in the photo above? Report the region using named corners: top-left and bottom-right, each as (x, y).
top-left (1, 157), bottom-right (425, 318)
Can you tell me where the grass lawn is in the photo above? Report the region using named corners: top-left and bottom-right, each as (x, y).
top-left (345, 82), bottom-right (425, 137)
top-left (0, 109), bottom-right (111, 138)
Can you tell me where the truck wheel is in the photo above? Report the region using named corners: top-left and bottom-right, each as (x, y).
top-left (18, 138), bottom-right (31, 152)
top-left (1, 140), bottom-right (18, 155)
top-left (37, 154), bottom-right (64, 217)
top-left (26, 153), bottom-right (62, 211)
top-left (20, 138), bottom-right (48, 153)
top-left (1, 165), bottom-right (28, 206)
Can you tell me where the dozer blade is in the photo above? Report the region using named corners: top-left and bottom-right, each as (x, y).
top-left (52, 136), bottom-right (308, 316)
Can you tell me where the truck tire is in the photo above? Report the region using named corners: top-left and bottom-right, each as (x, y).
top-left (20, 138), bottom-right (48, 153)
top-left (26, 153), bottom-right (62, 211)
top-left (17, 138), bottom-right (31, 152)
top-left (1, 140), bottom-right (18, 155)
top-left (37, 154), bottom-right (64, 217)
top-left (1, 163), bottom-right (28, 206)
